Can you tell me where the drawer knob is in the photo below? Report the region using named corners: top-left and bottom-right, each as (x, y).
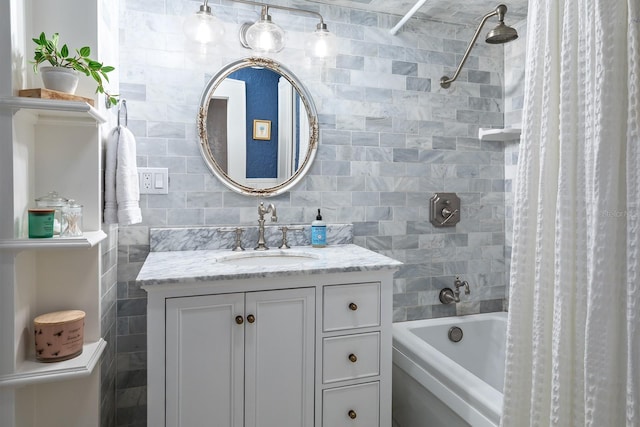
top-left (348, 353), bottom-right (358, 363)
top-left (348, 302), bottom-right (358, 311)
top-left (348, 409), bottom-right (357, 419)
top-left (235, 316), bottom-right (244, 325)
top-left (247, 314), bottom-right (256, 324)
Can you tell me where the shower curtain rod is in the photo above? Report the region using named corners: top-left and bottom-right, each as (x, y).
top-left (389, 0), bottom-right (428, 35)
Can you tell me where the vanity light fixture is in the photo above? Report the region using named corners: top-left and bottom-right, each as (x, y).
top-left (183, 0), bottom-right (225, 45)
top-left (231, 0), bottom-right (336, 58)
top-left (306, 21), bottom-right (337, 58)
top-left (242, 5), bottom-right (286, 53)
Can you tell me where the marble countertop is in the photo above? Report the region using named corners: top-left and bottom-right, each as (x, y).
top-left (137, 244), bottom-right (402, 286)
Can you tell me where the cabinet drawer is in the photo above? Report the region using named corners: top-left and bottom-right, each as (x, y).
top-left (323, 283), bottom-right (380, 331)
top-left (322, 382), bottom-right (379, 427)
top-left (323, 332), bottom-right (380, 383)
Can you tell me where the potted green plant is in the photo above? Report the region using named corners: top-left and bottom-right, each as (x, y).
top-left (31, 32), bottom-right (118, 106)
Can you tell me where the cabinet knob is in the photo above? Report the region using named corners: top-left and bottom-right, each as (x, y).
top-left (348, 409), bottom-right (357, 419)
top-left (348, 302), bottom-right (358, 311)
top-left (348, 353), bottom-right (357, 363)
top-left (247, 314), bottom-right (256, 324)
top-left (235, 316), bottom-right (244, 325)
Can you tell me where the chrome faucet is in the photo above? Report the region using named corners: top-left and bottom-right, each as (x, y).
top-left (439, 276), bottom-right (471, 304)
top-left (255, 202), bottom-right (277, 250)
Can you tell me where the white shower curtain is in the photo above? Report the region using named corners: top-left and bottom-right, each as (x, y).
top-left (501, 0), bottom-right (639, 426)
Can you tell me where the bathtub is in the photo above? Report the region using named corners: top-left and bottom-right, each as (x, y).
top-left (392, 312), bottom-right (507, 427)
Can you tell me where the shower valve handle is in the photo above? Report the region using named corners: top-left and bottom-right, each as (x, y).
top-left (440, 207), bottom-right (459, 225)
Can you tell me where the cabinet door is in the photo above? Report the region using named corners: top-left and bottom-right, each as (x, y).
top-left (166, 293), bottom-right (245, 427)
top-left (244, 288), bottom-right (315, 427)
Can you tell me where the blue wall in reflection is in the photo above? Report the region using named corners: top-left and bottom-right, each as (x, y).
top-left (228, 67), bottom-right (279, 179)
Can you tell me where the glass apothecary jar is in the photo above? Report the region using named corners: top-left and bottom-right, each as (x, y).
top-left (35, 191), bottom-right (68, 235)
top-left (61, 200), bottom-right (83, 237)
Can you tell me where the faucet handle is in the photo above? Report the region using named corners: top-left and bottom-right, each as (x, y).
top-left (221, 227), bottom-right (245, 251)
top-left (278, 226), bottom-right (304, 249)
top-left (439, 288), bottom-right (457, 304)
top-left (279, 226), bottom-right (290, 249)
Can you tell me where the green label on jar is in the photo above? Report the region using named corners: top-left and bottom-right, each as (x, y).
top-left (28, 209), bottom-right (55, 238)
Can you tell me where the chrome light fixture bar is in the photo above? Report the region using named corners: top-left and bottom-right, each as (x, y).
top-left (232, 0), bottom-right (336, 58)
top-left (440, 4), bottom-right (518, 89)
top-left (183, 0), bottom-right (225, 45)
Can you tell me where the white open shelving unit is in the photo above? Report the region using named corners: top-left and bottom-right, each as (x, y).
top-left (0, 230), bottom-right (107, 251)
top-left (0, 94), bottom-right (108, 425)
top-left (0, 339), bottom-right (107, 388)
top-left (0, 96), bottom-right (105, 122)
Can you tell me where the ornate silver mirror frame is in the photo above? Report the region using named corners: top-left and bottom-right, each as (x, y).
top-left (197, 57), bottom-right (319, 197)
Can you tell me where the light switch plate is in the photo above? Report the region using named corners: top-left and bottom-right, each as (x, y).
top-left (138, 167), bottom-right (168, 194)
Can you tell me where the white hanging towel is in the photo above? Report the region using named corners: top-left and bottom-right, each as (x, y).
top-left (104, 126), bottom-right (142, 225)
top-left (104, 127), bottom-right (118, 224)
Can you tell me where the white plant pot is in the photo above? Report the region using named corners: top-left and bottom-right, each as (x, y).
top-left (40, 66), bottom-right (80, 94)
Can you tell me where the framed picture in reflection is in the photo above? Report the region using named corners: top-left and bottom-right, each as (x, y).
top-left (253, 119), bottom-right (271, 140)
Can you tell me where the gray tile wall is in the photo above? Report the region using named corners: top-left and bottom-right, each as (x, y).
top-left (114, 1), bottom-right (524, 425)
top-left (101, 223), bottom-right (118, 427)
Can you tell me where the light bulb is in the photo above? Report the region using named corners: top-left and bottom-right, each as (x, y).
top-left (306, 23), bottom-right (336, 58)
top-left (244, 12), bottom-right (285, 53)
top-left (183, 5), bottom-right (224, 45)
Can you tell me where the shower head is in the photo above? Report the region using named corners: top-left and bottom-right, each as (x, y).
top-left (486, 4), bottom-right (518, 44)
top-left (486, 21), bottom-right (519, 44)
top-left (440, 4), bottom-right (518, 88)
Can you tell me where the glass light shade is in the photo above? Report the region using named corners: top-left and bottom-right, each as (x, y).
top-left (244, 17), bottom-right (285, 53)
top-left (183, 10), bottom-right (224, 44)
top-left (305, 24), bottom-right (337, 58)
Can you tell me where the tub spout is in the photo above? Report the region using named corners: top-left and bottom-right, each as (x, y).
top-left (454, 277), bottom-right (470, 298)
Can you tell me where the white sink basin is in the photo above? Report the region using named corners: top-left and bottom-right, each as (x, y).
top-left (218, 251), bottom-right (319, 267)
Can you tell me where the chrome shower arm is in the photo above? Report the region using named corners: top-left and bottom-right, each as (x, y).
top-left (440, 8), bottom-right (499, 89)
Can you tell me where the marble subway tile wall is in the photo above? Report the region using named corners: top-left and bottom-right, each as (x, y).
top-left (115, 1), bottom-right (515, 425)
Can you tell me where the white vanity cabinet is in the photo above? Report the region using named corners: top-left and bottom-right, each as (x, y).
top-left (164, 288), bottom-right (315, 427)
top-left (139, 245), bottom-right (400, 427)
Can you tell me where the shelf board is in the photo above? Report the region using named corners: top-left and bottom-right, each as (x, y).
top-left (0, 230), bottom-right (107, 251)
top-left (0, 339), bottom-right (106, 388)
top-left (478, 127), bottom-right (521, 142)
top-left (0, 96), bottom-right (106, 124)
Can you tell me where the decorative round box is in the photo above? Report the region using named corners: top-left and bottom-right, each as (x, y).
top-left (34, 310), bottom-right (85, 362)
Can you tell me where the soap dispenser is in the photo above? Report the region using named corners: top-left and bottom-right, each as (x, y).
top-left (311, 209), bottom-right (326, 248)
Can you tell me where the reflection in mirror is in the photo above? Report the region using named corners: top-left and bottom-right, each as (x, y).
top-left (198, 57), bottom-right (318, 197)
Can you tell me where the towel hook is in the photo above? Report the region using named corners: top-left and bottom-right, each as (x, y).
top-left (117, 99), bottom-right (128, 128)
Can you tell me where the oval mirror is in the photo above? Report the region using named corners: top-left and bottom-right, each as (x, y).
top-left (198, 57), bottom-right (319, 197)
